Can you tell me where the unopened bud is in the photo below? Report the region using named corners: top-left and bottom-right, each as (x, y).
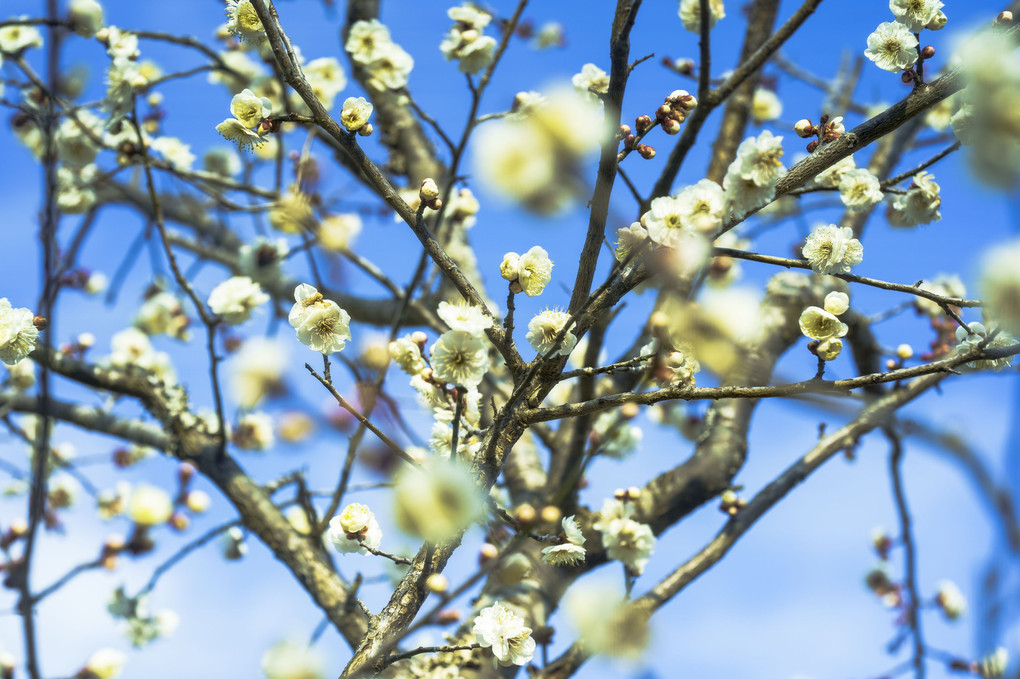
top-left (618, 123), bottom-right (632, 137)
top-left (896, 344), bottom-right (913, 360)
top-left (920, 45), bottom-right (935, 60)
top-left (634, 115), bottom-right (653, 133)
top-left (674, 58), bottom-right (695, 75)
top-left (794, 118), bottom-right (815, 138)
top-left (426, 198), bottom-right (442, 211)
top-left (623, 133), bottom-right (637, 149)
top-left (661, 118), bottom-right (681, 135)
top-left (357, 123), bottom-right (373, 137)
top-left (33, 316), bottom-right (47, 330)
top-left (613, 487), bottom-right (627, 501)
top-left (411, 331), bottom-right (428, 348)
top-left (637, 144), bottom-right (656, 160)
top-left (540, 505), bottom-right (562, 525)
top-left (901, 70), bottom-right (915, 84)
top-left (77, 332), bottom-right (96, 348)
top-left (885, 359), bottom-right (898, 370)
top-left (627, 486), bottom-right (641, 500)
top-left (678, 94), bottom-right (697, 111)
top-left (178, 462), bottom-right (195, 485)
top-left (168, 512), bottom-right (189, 531)
top-left (419, 178), bottom-right (440, 202)
top-left (649, 310), bottom-right (669, 330)
top-left (806, 139), bottom-right (819, 153)
top-left (997, 10), bottom-right (1014, 24)
top-left (620, 403), bottom-right (640, 419)
top-left (426, 573), bottom-right (449, 593)
top-left (514, 503), bottom-right (537, 525)
top-left (479, 542), bottom-right (499, 564)
top-left (436, 608), bottom-right (462, 624)
top-left (655, 104), bottom-right (672, 122)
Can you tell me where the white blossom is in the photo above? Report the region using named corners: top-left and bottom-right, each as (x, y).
top-left (127, 484), bottom-right (172, 526)
top-left (593, 498), bottom-right (656, 574)
top-left (389, 335), bottom-right (426, 375)
top-left (472, 602), bottom-right (536, 667)
top-left (430, 330), bottom-right (489, 387)
top-left (366, 42), bottom-right (414, 90)
top-left (981, 240), bottom-right (1020, 337)
top-left (288, 284), bottom-right (352, 354)
top-left (0, 20), bottom-right (44, 54)
top-left (261, 641), bottom-right (324, 679)
top-left (675, 179), bottom-right (725, 233)
top-left (328, 503), bottom-right (382, 555)
top-left (751, 88), bottom-right (782, 123)
top-left (232, 411), bottom-right (275, 451)
top-left (345, 19), bottom-right (392, 65)
top-left (889, 0), bottom-right (944, 32)
top-left (225, 0), bottom-right (265, 43)
top-left (304, 57), bottom-right (347, 109)
top-left (887, 171), bottom-right (941, 226)
top-left (527, 309), bottom-right (577, 357)
top-left (814, 155), bottom-right (856, 187)
top-left (955, 322), bottom-right (1015, 372)
top-left (865, 22), bottom-right (918, 73)
top-left (0, 299), bottom-right (39, 366)
top-left (339, 96), bottom-right (373, 132)
top-left (84, 648), bottom-right (126, 679)
top-left (70, 0), bottom-right (104, 38)
top-left (393, 460), bottom-right (486, 542)
top-left (542, 515), bottom-right (587, 566)
top-left (935, 579), bottom-right (966, 620)
top-left (572, 63), bottom-right (609, 100)
top-left (207, 276), bottom-right (268, 325)
top-left (150, 136), bottom-right (196, 172)
top-left (802, 224), bottom-right (863, 275)
top-left (437, 300), bottom-right (492, 337)
top-left (838, 168), bottom-right (884, 212)
top-left (678, 0), bottom-right (726, 33)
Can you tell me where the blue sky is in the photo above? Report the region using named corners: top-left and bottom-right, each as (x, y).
top-left (1, 1), bottom-right (1019, 678)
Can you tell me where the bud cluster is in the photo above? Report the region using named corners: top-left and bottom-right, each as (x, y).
top-left (794, 113), bottom-right (845, 153)
top-left (419, 178), bottom-right (442, 211)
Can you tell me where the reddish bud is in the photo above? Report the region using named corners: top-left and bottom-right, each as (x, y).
top-left (901, 70), bottom-right (915, 84)
top-left (634, 115), bottom-right (653, 132)
top-left (996, 10), bottom-right (1013, 24)
top-left (661, 117), bottom-right (681, 135)
top-left (920, 45), bottom-right (935, 60)
top-left (806, 139), bottom-right (819, 153)
top-left (637, 144), bottom-right (656, 159)
top-left (32, 316), bottom-right (47, 330)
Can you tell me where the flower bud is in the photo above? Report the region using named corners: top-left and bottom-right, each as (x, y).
top-left (654, 104), bottom-right (672, 122)
top-left (540, 505), bottom-right (562, 525)
top-left (997, 10), bottom-right (1013, 24)
top-left (806, 139), bottom-right (819, 153)
top-left (185, 490), bottom-right (211, 513)
top-left (674, 58), bottom-right (695, 75)
top-left (637, 144), bottom-right (656, 160)
top-left (618, 124), bottom-right (632, 137)
top-left (901, 70), bottom-right (915, 84)
top-left (436, 608), bottom-right (462, 624)
top-left (634, 115), bottom-right (653, 133)
top-left (620, 402), bottom-right (640, 419)
top-left (426, 573), bottom-right (449, 594)
top-left (411, 331), bottom-right (428, 347)
top-left (794, 118), bottom-right (815, 138)
top-left (920, 45), bottom-right (935, 60)
top-left (623, 133), bottom-right (637, 149)
top-left (896, 344), bottom-right (913, 360)
top-left (661, 118), bottom-right (681, 135)
top-left (419, 178), bottom-right (440, 202)
top-left (33, 316), bottom-right (47, 330)
top-left (357, 123), bottom-right (373, 137)
top-left (479, 542), bottom-right (499, 564)
top-left (514, 503), bottom-right (537, 525)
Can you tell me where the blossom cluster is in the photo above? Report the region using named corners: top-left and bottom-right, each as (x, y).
top-left (345, 19), bottom-right (414, 91)
top-left (440, 5), bottom-right (497, 75)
